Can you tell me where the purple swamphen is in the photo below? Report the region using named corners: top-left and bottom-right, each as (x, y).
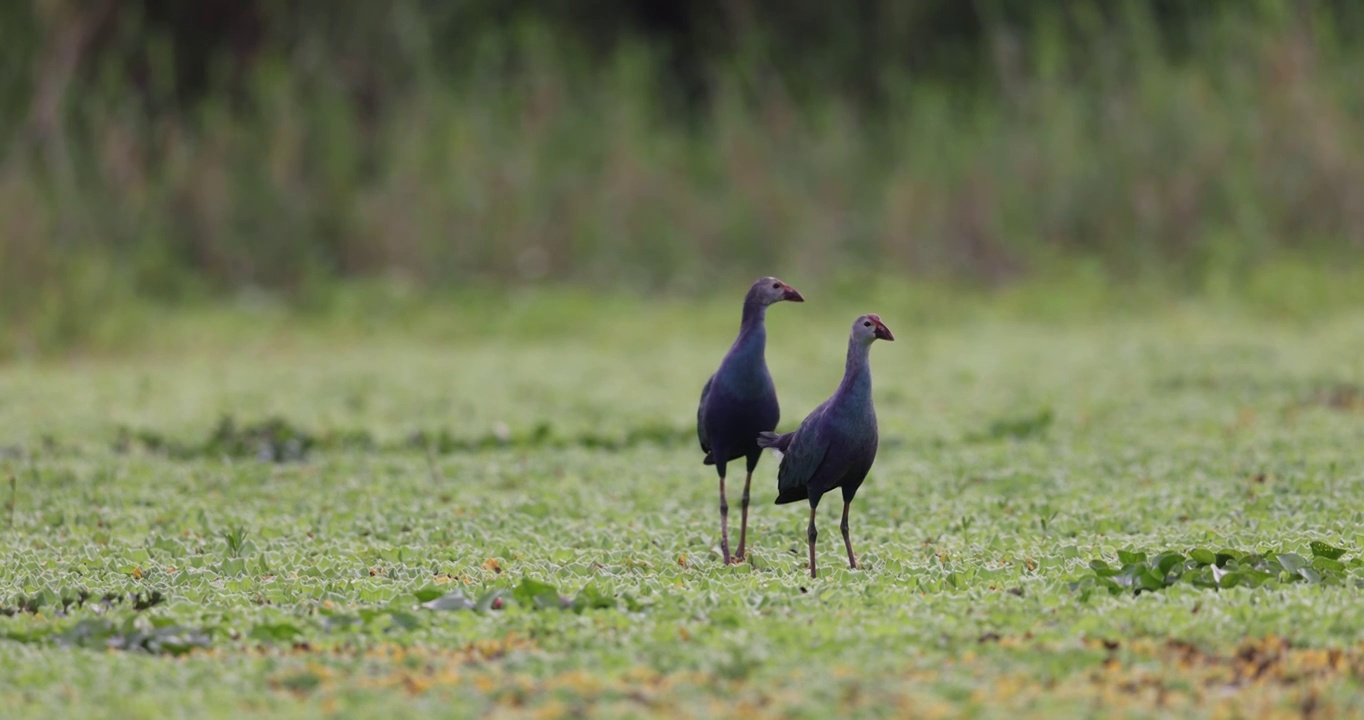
top-left (757, 313), bottom-right (893, 578)
top-left (697, 276), bottom-right (805, 565)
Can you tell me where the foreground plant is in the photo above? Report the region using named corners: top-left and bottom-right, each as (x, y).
top-left (1071, 542), bottom-right (1358, 598)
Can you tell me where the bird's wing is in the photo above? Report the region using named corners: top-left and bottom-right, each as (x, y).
top-left (775, 403), bottom-right (833, 499)
top-left (697, 374), bottom-right (715, 454)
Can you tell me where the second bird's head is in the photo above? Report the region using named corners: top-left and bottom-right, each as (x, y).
top-left (748, 276), bottom-right (805, 306)
top-left (852, 314), bottom-right (894, 344)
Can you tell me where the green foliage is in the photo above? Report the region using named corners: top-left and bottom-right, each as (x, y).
top-left (1072, 545), bottom-right (1360, 598)
top-left (115, 416), bottom-right (692, 461)
top-left (1, 301), bottom-right (1363, 715)
top-left (966, 407), bottom-right (1054, 442)
top-left (6, 3), bottom-right (1364, 355)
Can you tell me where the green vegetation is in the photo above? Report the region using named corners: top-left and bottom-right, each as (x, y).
top-left (4, 2), bottom-right (1364, 355)
top-left (4, 1), bottom-right (1364, 715)
top-left (2, 292), bottom-right (1363, 717)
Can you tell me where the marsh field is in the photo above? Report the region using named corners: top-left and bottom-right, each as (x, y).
top-left (7, 1), bottom-right (1364, 717)
top-left (1, 286), bottom-right (1363, 718)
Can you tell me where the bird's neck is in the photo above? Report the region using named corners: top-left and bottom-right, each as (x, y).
top-left (734, 302), bottom-right (768, 348)
top-left (836, 338), bottom-right (873, 403)
top-left (739, 300), bottom-right (767, 331)
top-left (723, 301), bottom-right (769, 378)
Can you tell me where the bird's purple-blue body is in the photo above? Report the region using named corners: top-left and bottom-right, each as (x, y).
top-left (698, 276), bottom-right (805, 565)
top-left (758, 313), bottom-right (893, 578)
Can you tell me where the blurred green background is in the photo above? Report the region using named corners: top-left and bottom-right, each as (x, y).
top-left (3, 0), bottom-right (1364, 357)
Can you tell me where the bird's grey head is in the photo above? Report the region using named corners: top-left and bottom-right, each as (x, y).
top-left (747, 276), bottom-right (805, 306)
top-left (852, 314), bottom-right (894, 345)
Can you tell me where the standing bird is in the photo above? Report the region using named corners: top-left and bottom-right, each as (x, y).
top-left (757, 314), bottom-right (893, 578)
top-left (698, 276), bottom-right (805, 565)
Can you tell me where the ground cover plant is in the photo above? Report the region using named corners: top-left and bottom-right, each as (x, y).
top-left (1, 290), bottom-right (1363, 718)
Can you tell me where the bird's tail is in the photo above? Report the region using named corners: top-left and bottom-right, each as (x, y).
top-left (773, 487), bottom-right (807, 505)
top-left (756, 431), bottom-right (792, 458)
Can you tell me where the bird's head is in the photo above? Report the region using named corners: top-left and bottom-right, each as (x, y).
top-left (747, 276), bottom-right (805, 306)
top-left (852, 314), bottom-right (894, 344)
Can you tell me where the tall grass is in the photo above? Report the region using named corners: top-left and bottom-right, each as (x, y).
top-left (2, 4), bottom-right (1363, 355)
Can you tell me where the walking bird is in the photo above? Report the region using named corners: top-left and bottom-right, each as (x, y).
top-left (697, 276), bottom-right (805, 565)
top-left (757, 313), bottom-right (893, 578)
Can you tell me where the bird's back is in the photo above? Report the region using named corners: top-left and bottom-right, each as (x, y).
top-left (770, 389), bottom-right (879, 503)
top-left (701, 368), bottom-right (780, 463)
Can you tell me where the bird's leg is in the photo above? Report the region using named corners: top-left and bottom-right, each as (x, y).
top-left (736, 471), bottom-right (752, 562)
top-left (807, 506), bottom-right (819, 579)
top-left (718, 475), bottom-right (732, 565)
top-left (841, 501), bottom-right (857, 569)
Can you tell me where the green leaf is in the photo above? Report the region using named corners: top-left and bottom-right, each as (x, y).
top-left (571, 582), bottom-right (616, 612)
top-left (513, 578), bottom-right (567, 609)
top-left (387, 612), bottom-right (421, 630)
top-left (1117, 549), bottom-right (1146, 565)
top-left (1311, 556), bottom-right (1346, 574)
top-left (475, 589), bottom-right (509, 612)
top-left (1089, 559), bottom-right (1121, 577)
top-left (1297, 567), bottom-right (1323, 584)
top-left (1188, 567), bottom-right (1219, 589)
top-left (1310, 541), bottom-right (1347, 560)
top-left (1276, 553), bottom-right (1308, 573)
top-left (412, 586), bottom-right (445, 603)
top-left (420, 591), bottom-right (475, 611)
top-left (1154, 552), bottom-right (1185, 575)
top-left (1189, 549), bottom-right (1217, 566)
top-left (248, 623), bottom-right (302, 642)
top-left (1137, 567), bottom-right (1166, 592)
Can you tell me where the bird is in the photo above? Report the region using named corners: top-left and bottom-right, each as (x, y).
top-left (697, 276), bottom-right (805, 565)
top-left (757, 313), bottom-right (893, 578)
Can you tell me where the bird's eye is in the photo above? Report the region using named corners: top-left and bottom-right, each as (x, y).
top-left (863, 321), bottom-right (872, 327)
top-left (771, 283), bottom-right (781, 289)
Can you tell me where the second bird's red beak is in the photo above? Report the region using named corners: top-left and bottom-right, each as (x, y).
top-left (782, 284), bottom-right (805, 302)
top-left (873, 318), bottom-right (894, 341)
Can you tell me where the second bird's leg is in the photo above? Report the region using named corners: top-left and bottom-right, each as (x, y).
top-left (807, 507), bottom-right (819, 579)
top-left (736, 471), bottom-right (752, 561)
top-left (718, 475), bottom-right (732, 565)
top-left (841, 501), bottom-right (857, 569)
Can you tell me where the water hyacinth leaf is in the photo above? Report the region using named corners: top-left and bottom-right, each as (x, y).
top-left (1089, 559), bottom-right (1121, 577)
top-left (571, 582), bottom-right (616, 612)
top-left (1154, 552), bottom-right (1185, 575)
top-left (1215, 551), bottom-right (1238, 567)
top-left (1312, 556), bottom-right (1346, 574)
top-left (420, 591), bottom-right (475, 611)
top-left (248, 623), bottom-right (303, 642)
top-left (1276, 553), bottom-right (1308, 573)
top-left (387, 612), bottom-right (421, 630)
top-left (1137, 567), bottom-right (1166, 592)
top-left (1189, 549), bottom-right (1217, 566)
top-left (1112, 565), bottom-right (1140, 588)
top-left (513, 578), bottom-right (568, 609)
top-left (412, 587), bottom-right (446, 603)
top-left (1188, 568), bottom-right (1219, 588)
top-left (1310, 541), bottom-right (1348, 560)
top-left (475, 589), bottom-right (509, 612)
top-left (1297, 567), bottom-right (1323, 584)
top-left (1117, 549), bottom-right (1146, 565)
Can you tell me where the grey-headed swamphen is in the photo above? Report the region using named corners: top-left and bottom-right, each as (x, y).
top-left (757, 313), bottom-right (893, 578)
top-left (697, 276), bottom-right (805, 565)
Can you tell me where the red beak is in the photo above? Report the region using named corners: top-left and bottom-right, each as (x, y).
top-left (872, 317), bottom-right (894, 341)
top-left (782, 284), bottom-right (805, 302)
